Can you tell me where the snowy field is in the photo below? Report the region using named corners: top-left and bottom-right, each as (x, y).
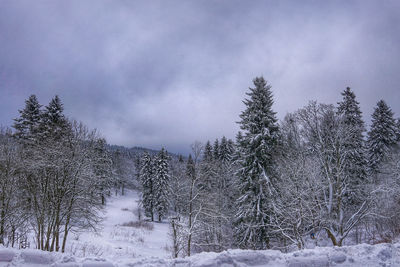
top-left (64, 190), bottom-right (171, 261)
top-left (0, 189), bottom-right (398, 266)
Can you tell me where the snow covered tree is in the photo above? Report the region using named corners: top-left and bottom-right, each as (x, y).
top-left (203, 141), bottom-right (213, 162)
top-left (154, 148), bottom-right (170, 222)
top-left (273, 114), bottom-right (321, 249)
top-left (233, 131), bottom-right (244, 161)
top-left (41, 95), bottom-right (71, 141)
top-left (13, 95), bottom-right (42, 145)
top-left (372, 146), bottom-right (400, 241)
top-left (169, 156), bottom-right (187, 215)
top-left (213, 139), bottom-right (220, 160)
top-left (111, 149), bottom-right (133, 196)
top-left (13, 96), bottom-right (108, 252)
top-left (185, 153), bottom-right (196, 256)
top-left (297, 102), bottom-right (369, 246)
top-left (367, 100), bottom-right (397, 177)
top-left (234, 77), bottom-right (280, 250)
top-left (0, 128), bottom-right (27, 246)
top-left (92, 138), bottom-right (113, 205)
top-left (219, 136), bottom-right (232, 163)
top-left (140, 152), bottom-right (155, 221)
top-left (337, 87), bottom-right (368, 205)
top-left (395, 118), bottom-right (400, 143)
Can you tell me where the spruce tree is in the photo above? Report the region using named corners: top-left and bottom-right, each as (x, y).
top-left (154, 148), bottom-right (170, 222)
top-left (219, 136), bottom-right (231, 163)
top-left (186, 154), bottom-right (195, 179)
top-left (203, 141), bottom-right (213, 162)
top-left (41, 95), bottom-right (71, 141)
top-left (213, 139), bottom-right (220, 160)
top-left (234, 77), bottom-right (279, 249)
top-left (93, 138), bottom-right (113, 205)
top-left (227, 139), bottom-right (235, 158)
top-left (13, 95), bottom-right (42, 145)
top-left (367, 100), bottom-right (397, 176)
top-left (233, 131), bottom-right (244, 161)
top-left (200, 140), bottom-right (215, 190)
top-left (337, 87), bottom-right (368, 203)
top-left (140, 152), bottom-right (155, 221)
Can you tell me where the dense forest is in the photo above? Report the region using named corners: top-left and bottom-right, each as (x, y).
top-left (1, 77), bottom-right (400, 258)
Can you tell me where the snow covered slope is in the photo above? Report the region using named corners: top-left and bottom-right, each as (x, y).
top-left (0, 242), bottom-right (399, 266)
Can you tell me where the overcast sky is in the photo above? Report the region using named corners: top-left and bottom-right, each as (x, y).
top-left (0, 0), bottom-right (399, 154)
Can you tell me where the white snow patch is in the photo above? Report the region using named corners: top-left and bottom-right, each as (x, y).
top-left (0, 242), bottom-right (399, 266)
top-left (65, 190), bottom-right (170, 261)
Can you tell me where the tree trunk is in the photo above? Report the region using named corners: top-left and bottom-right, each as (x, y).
top-left (326, 229), bottom-right (339, 246)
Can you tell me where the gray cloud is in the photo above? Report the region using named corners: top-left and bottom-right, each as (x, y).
top-left (0, 0), bottom-right (399, 154)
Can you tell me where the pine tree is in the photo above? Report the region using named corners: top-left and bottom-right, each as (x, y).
top-left (367, 100), bottom-right (397, 176)
top-left (41, 95), bottom-right (71, 141)
top-left (186, 154), bottom-right (195, 177)
top-left (227, 139), bottom-right (235, 158)
top-left (219, 136), bottom-right (231, 163)
top-left (234, 77), bottom-right (279, 249)
top-left (13, 95), bottom-right (42, 145)
top-left (233, 131), bottom-right (244, 161)
top-left (213, 139), bottom-right (220, 160)
top-left (203, 141), bottom-right (213, 162)
top-left (200, 141), bottom-right (215, 191)
top-left (154, 148), bottom-right (170, 222)
top-left (337, 87), bottom-right (368, 204)
top-left (140, 152), bottom-right (155, 221)
top-left (92, 138), bottom-right (113, 205)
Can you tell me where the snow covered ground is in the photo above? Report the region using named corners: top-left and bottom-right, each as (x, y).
top-left (65, 190), bottom-right (171, 261)
top-left (0, 241), bottom-right (399, 266)
top-left (1, 189), bottom-right (398, 266)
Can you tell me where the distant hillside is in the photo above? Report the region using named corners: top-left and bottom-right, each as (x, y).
top-left (107, 144), bottom-right (181, 159)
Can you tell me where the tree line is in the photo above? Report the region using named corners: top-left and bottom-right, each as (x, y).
top-left (0, 95), bottom-right (120, 252)
top-left (138, 77), bottom-right (400, 257)
top-left (1, 78), bottom-right (399, 257)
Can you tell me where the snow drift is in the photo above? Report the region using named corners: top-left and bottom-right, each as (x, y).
top-left (0, 242), bottom-right (399, 266)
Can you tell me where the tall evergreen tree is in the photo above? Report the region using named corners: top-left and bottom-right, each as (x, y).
top-left (13, 95), bottom-right (42, 144)
top-left (140, 152), bottom-right (155, 221)
top-left (219, 136), bottom-right (231, 163)
top-left (41, 95), bottom-right (70, 141)
top-left (233, 131), bottom-right (244, 161)
top-left (367, 100), bottom-right (397, 176)
top-left (337, 87), bottom-right (368, 203)
top-left (154, 148), bottom-right (170, 222)
top-left (203, 141), bottom-right (213, 162)
top-left (213, 139), bottom-right (220, 161)
top-left (92, 138), bottom-right (113, 205)
top-left (234, 77), bottom-right (279, 249)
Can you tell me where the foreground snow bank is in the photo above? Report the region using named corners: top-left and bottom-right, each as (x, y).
top-left (0, 242), bottom-right (399, 266)
top-left (129, 242), bottom-right (400, 267)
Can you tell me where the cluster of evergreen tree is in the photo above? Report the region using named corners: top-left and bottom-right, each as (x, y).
top-left (158, 77), bottom-right (400, 257)
top-left (0, 95), bottom-right (115, 252)
top-left (139, 148), bottom-right (170, 222)
top-left (231, 79), bottom-right (400, 250)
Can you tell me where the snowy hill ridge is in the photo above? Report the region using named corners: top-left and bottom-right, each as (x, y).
top-left (0, 242), bottom-right (399, 267)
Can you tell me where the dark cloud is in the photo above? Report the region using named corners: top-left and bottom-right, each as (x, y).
top-left (1, 0), bottom-right (399, 154)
